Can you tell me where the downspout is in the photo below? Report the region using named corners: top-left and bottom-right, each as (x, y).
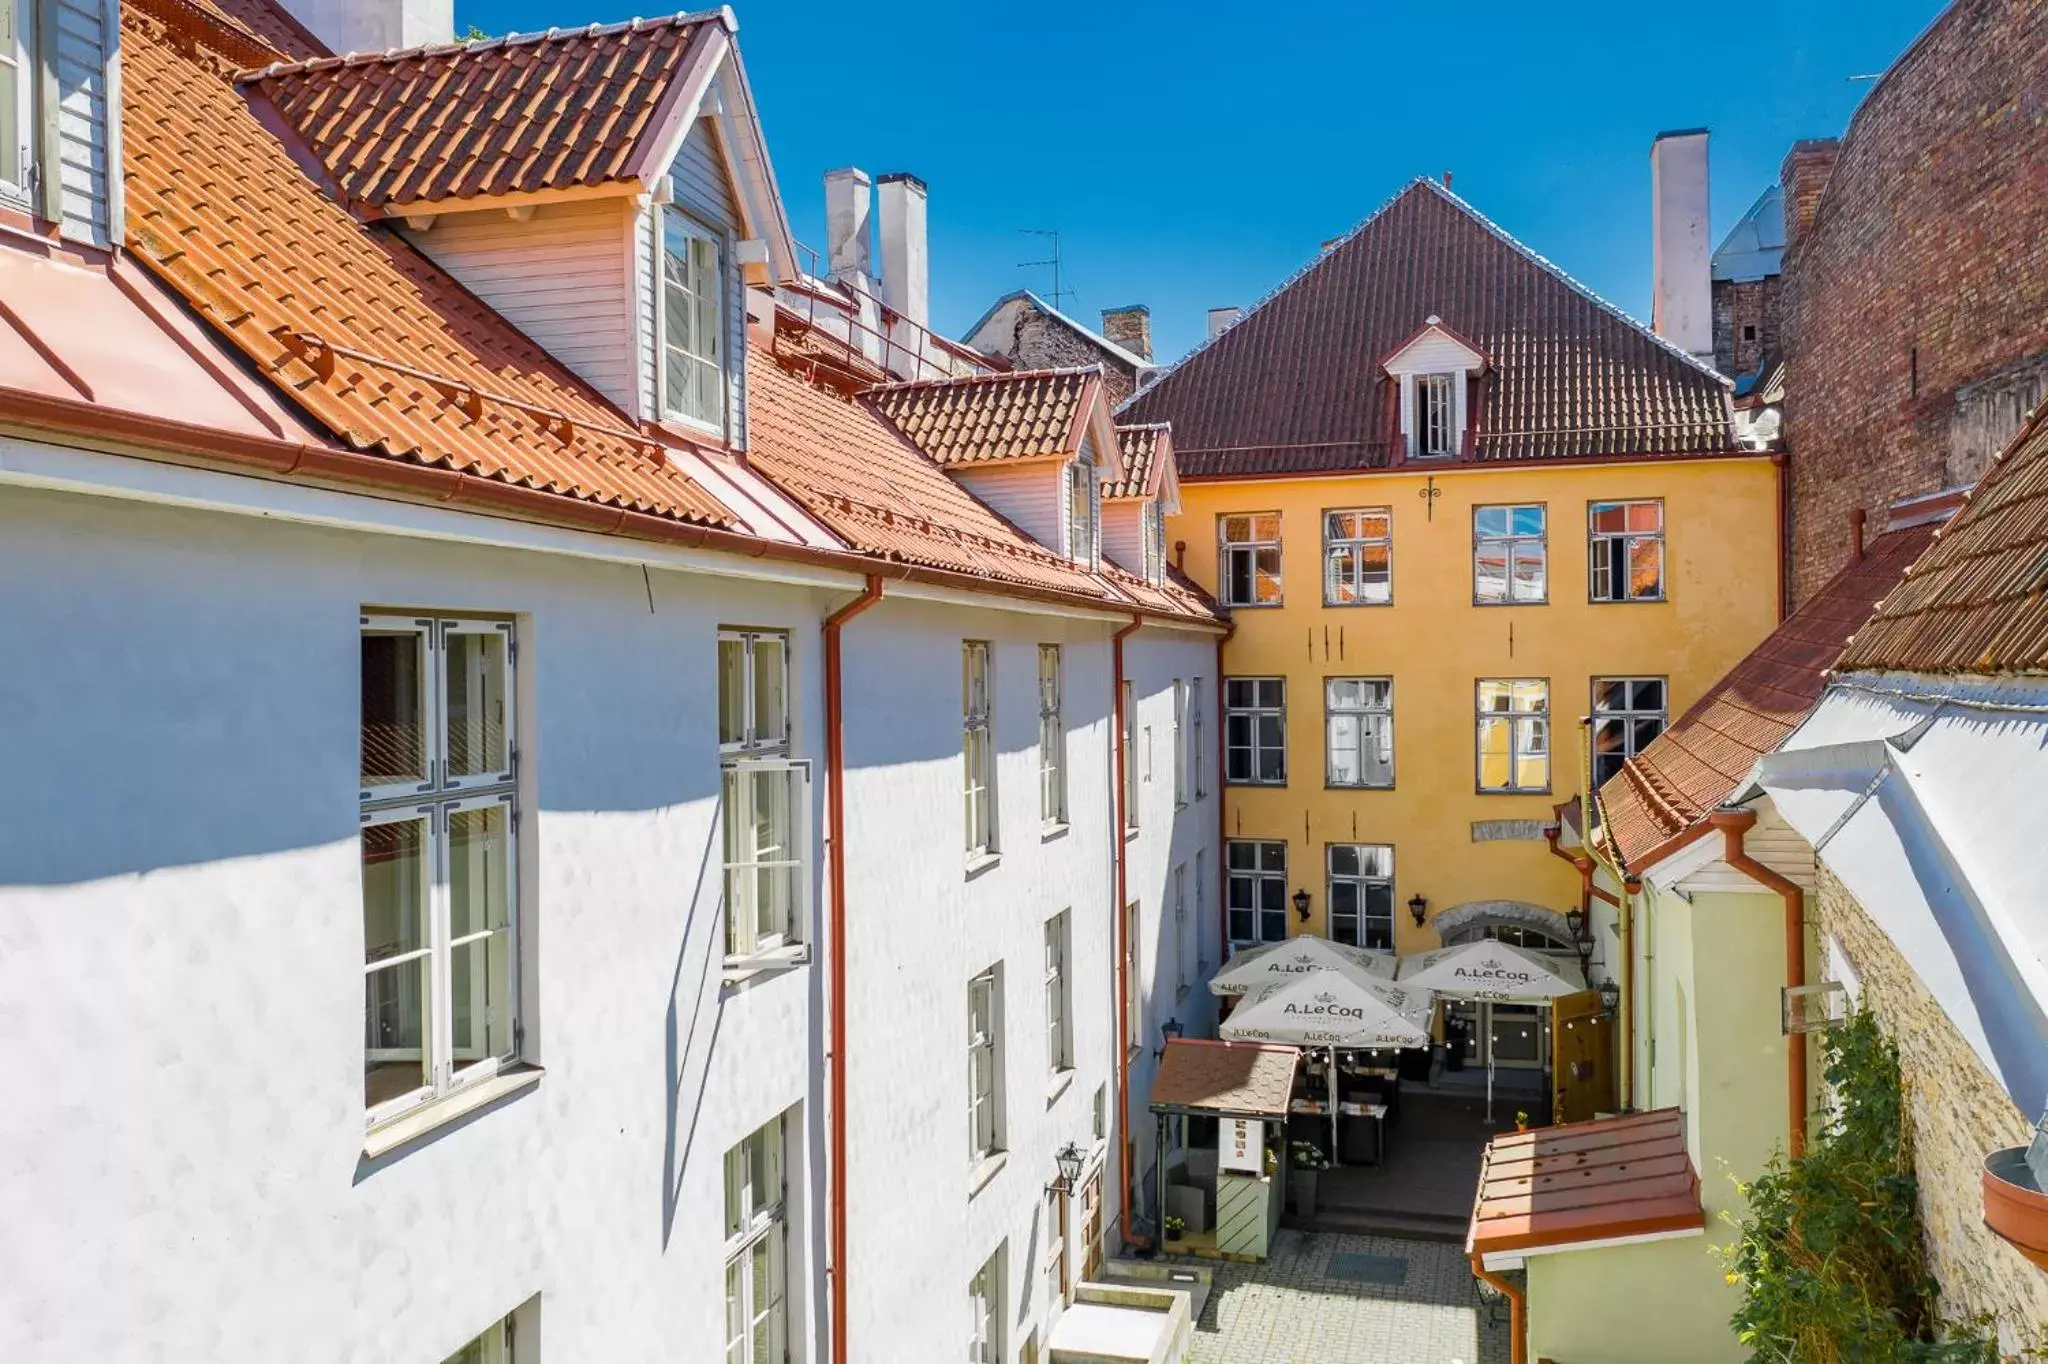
top-left (824, 574), bottom-right (884, 1364)
top-left (1112, 612), bottom-right (1146, 1250)
top-left (1213, 620), bottom-right (1236, 961)
top-left (1470, 1257), bottom-right (1528, 1364)
top-left (1708, 808), bottom-right (1809, 1157)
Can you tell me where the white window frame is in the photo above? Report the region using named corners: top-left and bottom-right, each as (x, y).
top-left (1124, 900), bottom-right (1141, 1059)
top-left (1592, 677), bottom-right (1668, 787)
top-left (659, 204), bottom-right (727, 436)
top-left (1327, 843), bottom-right (1395, 951)
top-left (1120, 680), bottom-right (1138, 832)
top-left (964, 641), bottom-right (998, 859)
top-left (1415, 372), bottom-right (1456, 457)
top-left (719, 630), bottom-right (809, 965)
top-left (1066, 459), bottom-right (1100, 567)
top-left (1226, 839), bottom-right (1288, 947)
top-left (1142, 500), bottom-right (1167, 585)
top-left (1589, 499), bottom-right (1667, 603)
top-left (724, 1112), bottom-right (789, 1364)
top-left (1038, 645), bottom-right (1066, 827)
top-left (1323, 507), bottom-right (1393, 606)
top-left (969, 1248), bottom-right (1005, 1364)
top-left (1476, 678), bottom-right (1551, 793)
top-left (1474, 503), bottom-right (1548, 605)
top-left (1325, 677), bottom-right (1394, 789)
top-left (969, 969), bottom-right (1004, 1163)
top-left (1217, 513), bottom-right (1282, 607)
top-left (1171, 679), bottom-right (1187, 807)
top-left (359, 614), bottom-right (522, 1131)
top-left (442, 1311), bottom-right (517, 1364)
top-left (1195, 857), bottom-right (1210, 971)
top-left (1173, 863), bottom-right (1190, 998)
top-left (1189, 678), bottom-right (1206, 798)
top-left (1224, 677), bottom-right (1286, 785)
top-left (1045, 912), bottom-right (1072, 1077)
top-left (0, 0), bottom-right (32, 206)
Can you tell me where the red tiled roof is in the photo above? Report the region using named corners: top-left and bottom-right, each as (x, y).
top-left (241, 14), bottom-right (720, 211)
top-left (1600, 522), bottom-right (1936, 868)
top-left (1837, 406), bottom-right (2048, 675)
top-left (1122, 179), bottom-right (1735, 478)
top-left (121, 0), bottom-right (735, 528)
top-left (1105, 423), bottom-right (1168, 500)
top-left (867, 367), bottom-right (1097, 467)
top-left (1469, 1108), bottom-right (1704, 1258)
top-left (1148, 1038), bottom-right (1300, 1119)
top-left (187, 0), bottom-right (324, 62)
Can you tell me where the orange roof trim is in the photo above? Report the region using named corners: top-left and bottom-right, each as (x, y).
top-left (1469, 1108), bottom-right (1705, 1260)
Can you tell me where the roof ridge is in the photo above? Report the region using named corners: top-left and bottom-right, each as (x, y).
top-left (236, 6), bottom-right (730, 80)
top-left (867, 363), bottom-right (1104, 396)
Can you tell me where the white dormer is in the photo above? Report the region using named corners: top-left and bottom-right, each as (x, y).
top-left (1100, 423), bottom-right (1181, 584)
top-left (1382, 316), bottom-right (1486, 460)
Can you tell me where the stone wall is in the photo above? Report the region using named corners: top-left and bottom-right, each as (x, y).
top-left (1777, 0), bottom-right (2048, 605)
top-left (1711, 275), bottom-right (1777, 380)
top-left (1000, 304), bottom-right (1140, 407)
top-left (1815, 866), bottom-right (2048, 1355)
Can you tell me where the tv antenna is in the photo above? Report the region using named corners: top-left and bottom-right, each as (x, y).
top-left (1018, 229), bottom-right (1072, 311)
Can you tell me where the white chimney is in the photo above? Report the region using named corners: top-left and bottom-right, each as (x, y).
top-left (876, 172), bottom-right (930, 332)
top-left (280, 0), bottom-right (454, 53)
top-left (823, 168), bottom-right (872, 283)
top-left (1207, 307), bottom-right (1243, 339)
top-left (1650, 129), bottom-right (1713, 365)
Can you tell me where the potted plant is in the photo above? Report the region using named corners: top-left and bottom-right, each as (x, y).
top-left (1163, 1215), bottom-right (1186, 1246)
top-left (1983, 1145), bottom-right (2048, 1270)
top-left (1290, 1140), bottom-right (1329, 1219)
top-left (1514, 1109), bottom-right (1531, 1133)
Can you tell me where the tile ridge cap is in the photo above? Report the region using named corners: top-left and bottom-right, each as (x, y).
top-left (235, 7), bottom-right (725, 81)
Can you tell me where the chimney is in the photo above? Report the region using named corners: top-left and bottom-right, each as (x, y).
top-left (876, 172), bottom-right (929, 331)
top-left (823, 168), bottom-right (872, 282)
top-left (280, 0), bottom-right (452, 51)
top-left (1207, 307), bottom-right (1243, 339)
top-left (1101, 305), bottom-right (1152, 361)
top-left (1650, 129), bottom-right (1713, 365)
top-left (1781, 139), bottom-right (1841, 252)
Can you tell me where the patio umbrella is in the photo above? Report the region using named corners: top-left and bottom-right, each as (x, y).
top-left (1209, 934), bottom-right (1398, 997)
top-left (1395, 940), bottom-right (1587, 1121)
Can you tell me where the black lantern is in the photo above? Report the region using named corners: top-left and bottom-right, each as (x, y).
top-left (1597, 978), bottom-right (1622, 1017)
top-left (1048, 1141), bottom-right (1085, 1195)
top-left (1292, 888), bottom-right (1312, 922)
top-left (1407, 893), bottom-right (1428, 927)
top-left (1154, 1016), bottom-right (1184, 1061)
top-left (1565, 906), bottom-right (1586, 940)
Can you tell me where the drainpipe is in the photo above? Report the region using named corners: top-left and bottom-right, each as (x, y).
top-left (824, 574), bottom-right (883, 1364)
top-left (1708, 808), bottom-right (1809, 1157)
top-left (1213, 621), bottom-right (1236, 962)
top-left (1112, 613), bottom-right (1146, 1250)
top-left (1471, 1257), bottom-right (1528, 1364)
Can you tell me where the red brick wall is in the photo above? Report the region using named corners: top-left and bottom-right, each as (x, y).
top-left (1778, 0), bottom-right (2048, 606)
top-left (1712, 276), bottom-right (1778, 378)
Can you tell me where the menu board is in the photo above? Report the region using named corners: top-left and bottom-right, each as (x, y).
top-left (1220, 1117), bottom-right (1264, 1174)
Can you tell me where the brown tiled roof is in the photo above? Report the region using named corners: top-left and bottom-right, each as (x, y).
top-left (121, 0), bottom-right (735, 528)
top-left (1469, 1108), bottom-right (1704, 1258)
top-left (867, 367), bottom-right (1097, 467)
top-left (1122, 179), bottom-right (1735, 478)
top-left (1148, 1039), bottom-right (1300, 1119)
top-left (1600, 522), bottom-right (1936, 867)
top-left (241, 13), bottom-right (720, 211)
top-left (1837, 406), bottom-right (2048, 674)
top-left (189, 0), bottom-right (325, 61)
top-left (1105, 423), bottom-right (1168, 500)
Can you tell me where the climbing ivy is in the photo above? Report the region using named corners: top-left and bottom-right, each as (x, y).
top-left (1721, 1011), bottom-right (2001, 1363)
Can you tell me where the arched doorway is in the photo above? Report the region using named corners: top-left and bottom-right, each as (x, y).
top-left (1431, 901), bottom-right (1576, 1082)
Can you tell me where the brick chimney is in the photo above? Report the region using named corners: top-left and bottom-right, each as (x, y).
top-left (1781, 139), bottom-right (1841, 252)
top-left (876, 172), bottom-right (929, 331)
top-left (279, 0), bottom-right (452, 51)
top-left (1207, 307), bottom-right (1243, 339)
top-left (1101, 305), bottom-right (1152, 361)
top-left (1650, 129), bottom-right (1713, 366)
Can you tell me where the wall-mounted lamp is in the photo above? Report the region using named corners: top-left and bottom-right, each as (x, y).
top-left (1407, 893), bottom-right (1428, 927)
top-left (1046, 1141), bottom-right (1085, 1195)
top-left (1154, 1017), bottom-right (1184, 1061)
top-left (1564, 907), bottom-right (1586, 940)
top-left (1597, 979), bottom-right (1621, 1018)
top-left (1292, 888), bottom-right (1312, 922)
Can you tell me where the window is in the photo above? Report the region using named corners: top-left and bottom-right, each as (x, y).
top-left (0, 2), bottom-right (27, 201)
top-left (1042, 1181), bottom-right (1067, 1311)
top-left (360, 615), bottom-right (521, 1126)
top-left (1325, 678), bottom-right (1393, 788)
top-left (1328, 844), bottom-right (1395, 950)
top-left (1045, 913), bottom-right (1071, 1077)
top-left (969, 1248), bottom-right (1005, 1364)
top-left (1224, 678), bottom-right (1286, 785)
top-left (1171, 680), bottom-right (1187, 807)
top-left (720, 630), bottom-right (809, 963)
top-left (1226, 840), bottom-right (1288, 945)
top-left (1092, 1084), bottom-right (1107, 1142)
top-left (1217, 513), bottom-right (1282, 606)
top-left (1324, 508), bottom-right (1392, 605)
top-left (1195, 858), bottom-right (1210, 970)
top-left (1589, 500), bottom-right (1666, 602)
top-left (964, 642), bottom-right (997, 858)
top-left (443, 1313), bottom-right (517, 1364)
top-left (1415, 373), bottom-right (1456, 457)
top-left (1476, 679), bottom-right (1550, 792)
top-left (1742, 323), bottom-right (1757, 341)
top-left (724, 1112), bottom-right (789, 1364)
top-left (661, 206), bottom-right (725, 431)
top-left (1143, 501), bottom-right (1167, 585)
top-left (1474, 504), bottom-right (1547, 604)
top-left (1066, 460), bottom-right (1099, 566)
top-left (1189, 678), bottom-right (1206, 798)
top-left (1173, 864), bottom-right (1190, 997)
top-left (1592, 678), bottom-right (1668, 786)
top-left (969, 969), bottom-right (1003, 1162)
top-left (1123, 901), bottom-right (1141, 1057)
top-left (1038, 646), bottom-right (1066, 826)
top-left (1120, 680), bottom-right (1138, 831)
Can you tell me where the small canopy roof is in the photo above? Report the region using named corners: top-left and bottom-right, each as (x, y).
top-left (1221, 973), bottom-right (1431, 1050)
top-left (1210, 935), bottom-right (1397, 998)
top-left (1468, 1108), bottom-right (1704, 1266)
top-left (1395, 939), bottom-right (1586, 1002)
top-left (1147, 1038), bottom-right (1300, 1119)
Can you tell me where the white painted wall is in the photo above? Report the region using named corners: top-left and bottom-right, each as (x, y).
top-left (279, 0), bottom-right (453, 52)
top-left (1101, 500), bottom-right (1145, 576)
top-left (953, 460), bottom-right (1068, 555)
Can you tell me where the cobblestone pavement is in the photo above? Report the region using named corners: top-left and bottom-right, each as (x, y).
top-left (1183, 1230), bottom-right (1511, 1364)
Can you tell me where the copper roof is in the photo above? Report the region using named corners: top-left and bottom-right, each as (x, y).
top-left (867, 367), bottom-right (1098, 467)
top-left (1600, 522), bottom-right (1937, 867)
top-left (1105, 423), bottom-right (1168, 500)
top-left (1468, 1108), bottom-right (1704, 1258)
top-left (240, 13), bottom-right (722, 211)
top-left (1837, 406), bottom-right (2048, 675)
top-left (1121, 179), bottom-right (1736, 478)
top-left (122, 0), bottom-right (736, 528)
top-left (1148, 1038), bottom-right (1300, 1119)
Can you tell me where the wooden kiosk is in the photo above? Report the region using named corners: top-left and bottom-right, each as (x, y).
top-left (1148, 1038), bottom-right (1300, 1261)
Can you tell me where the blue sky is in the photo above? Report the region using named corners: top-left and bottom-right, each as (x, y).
top-left (466, 0), bottom-right (1941, 363)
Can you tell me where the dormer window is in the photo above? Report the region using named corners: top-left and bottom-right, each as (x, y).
top-left (1066, 459), bottom-right (1100, 566)
top-left (1416, 374), bottom-right (1455, 457)
top-left (1143, 502), bottom-right (1166, 585)
top-left (1385, 318), bottom-right (1484, 462)
top-left (661, 205), bottom-right (727, 433)
top-left (0, 4), bottom-right (26, 204)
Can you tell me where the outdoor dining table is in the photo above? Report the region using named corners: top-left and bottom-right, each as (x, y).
top-left (1289, 1096), bottom-right (1392, 1166)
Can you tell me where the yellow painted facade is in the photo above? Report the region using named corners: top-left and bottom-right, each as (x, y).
top-left (1167, 455), bottom-right (1783, 952)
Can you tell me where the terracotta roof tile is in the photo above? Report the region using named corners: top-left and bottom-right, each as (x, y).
top-left (1122, 180), bottom-right (1735, 478)
top-left (121, 0), bottom-right (735, 529)
top-left (187, 0), bottom-right (325, 61)
top-left (867, 367), bottom-right (1097, 467)
top-left (1469, 1108), bottom-right (1704, 1258)
top-left (240, 13), bottom-right (720, 210)
top-left (1600, 522), bottom-right (1936, 867)
top-left (1837, 407), bottom-right (2048, 675)
top-left (1105, 423), bottom-right (1167, 500)
top-left (1148, 1038), bottom-right (1300, 1119)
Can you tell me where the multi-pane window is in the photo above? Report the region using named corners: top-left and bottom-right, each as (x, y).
top-left (1038, 645), bottom-right (1066, 826)
top-left (0, 2), bottom-right (27, 198)
top-left (1195, 859), bottom-right (1210, 970)
top-left (1476, 679), bottom-right (1550, 792)
top-left (1120, 680), bottom-right (1138, 831)
top-left (1226, 840), bottom-right (1289, 945)
top-left (1189, 678), bottom-right (1206, 798)
top-left (442, 1313), bottom-right (516, 1364)
top-left (1589, 500), bottom-right (1666, 602)
top-left (724, 1112), bottom-right (789, 1364)
top-left (1415, 373), bottom-right (1455, 457)
top-left (964, 642), bottom-right (997, 857)
top-left (661, 206), bottom-right (725, 430)
top-left (969, 1249), bottom-right (1005, 1364)
top-left (1328, 844), bottom-right (1395, 950)
top-left (1045, 912), bottom-right (1071, 1076)
top-left (1173, 864), bottom-right (1190, 996)
top-left (1143, 501), bottom-right (1167, 585)
top-left (1592, 678), bottom-right (1668, 786)
top-left (1123, 901), bottom-right (1141, 1058)
top-left (1172, 680), bottom-right (1188, 807)
top-left (1043, 1184), bottom-right (1067, 1312)
top-left (1066, 459), bottom-right (1099, 566)
top-left (1218, 513), bottom-right (1282, 606)
top-left (1474, 504), bottom-right (1547, 604)
top-left (720, 630), bottom-right (808, 962)
top-left (360, 615), bottom-right (521, 1126)
top-left (1325, 678), bottom-right (1393, 788)
top-left (1224, 678), bottom-right (1286, 785)
top-left (968, 969), bottom-right (1003, 1162)
top-left (1324, 508), bottom-right (1392, 605)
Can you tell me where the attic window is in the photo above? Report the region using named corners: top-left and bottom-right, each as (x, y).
top-left (1416, 374), bottom-right (1455, 457)
top-left (1066, 460), bottom-right (1100, 566)
top-left (661, 206), bottom-right (726, 433)
top-left (1143, 502), bottom-right (1166, 585)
